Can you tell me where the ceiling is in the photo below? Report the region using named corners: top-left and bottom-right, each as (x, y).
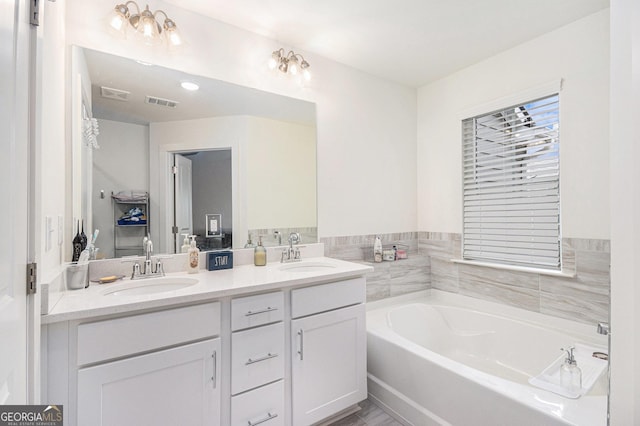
top-left (84, 48), bottom-right (316, 125)
top-left (163, 0), bottom-right (609, 87)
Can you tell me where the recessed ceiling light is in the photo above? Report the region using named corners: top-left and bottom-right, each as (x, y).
top-left (181, 81), bottom-right (199, 91)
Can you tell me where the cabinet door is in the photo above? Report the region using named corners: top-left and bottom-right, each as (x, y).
top-left (291, 304), bottom-right (366, 426)
top-left (78, 338), bottom-right (220, 426)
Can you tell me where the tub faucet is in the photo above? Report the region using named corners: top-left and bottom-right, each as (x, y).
top-left (597, 322), bottom-right (610, 336)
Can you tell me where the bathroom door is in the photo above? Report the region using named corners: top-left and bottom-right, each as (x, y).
top-left (174, 153), bottom-right (193, 251)
top-left (0, 0), bottom-right (31, 404)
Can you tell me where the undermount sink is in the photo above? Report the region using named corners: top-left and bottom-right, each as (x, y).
top-left (278, 261), bottom-right (337, 273)
top-left (101, 277), bottom-right (199, 297)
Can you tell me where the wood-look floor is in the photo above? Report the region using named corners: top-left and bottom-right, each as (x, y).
top-left (328, 399), bottom-right (404, 426)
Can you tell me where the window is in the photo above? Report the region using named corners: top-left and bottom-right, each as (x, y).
top-left (462, 94), bottom-right (560, 270)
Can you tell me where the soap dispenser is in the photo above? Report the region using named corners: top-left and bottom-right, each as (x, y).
top-left (181, 234), bottom-right (190, 253)
top-left (254, 236), bottom-right (266, 266)
top-left (560, 346), bottom-right (582, 393)
top-left (373, 236), bottom-right (383, 263)
top-left (188, 235), bottom-right (200, 274)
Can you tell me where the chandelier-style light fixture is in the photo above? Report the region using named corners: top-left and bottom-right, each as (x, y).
top-left (108, 1), bottom-right (182, 47)
top-left (268, 48), bottom-right (311, 82)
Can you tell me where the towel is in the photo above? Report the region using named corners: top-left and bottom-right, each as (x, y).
top-left (528, 343), bottom-right (608, 399)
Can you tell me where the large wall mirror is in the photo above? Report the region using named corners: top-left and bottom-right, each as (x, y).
top-left (70, 47), bottom-right (317, 259)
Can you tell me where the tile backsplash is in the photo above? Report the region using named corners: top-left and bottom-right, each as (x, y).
top-left (323, 232), bottom-right (610, 325)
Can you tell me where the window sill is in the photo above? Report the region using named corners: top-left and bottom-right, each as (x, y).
top-left (451, 259), bottom-right (576, 278)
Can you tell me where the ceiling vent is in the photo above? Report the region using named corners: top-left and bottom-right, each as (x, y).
top-left (100, 86), bottom-right (130, 102)
top-left (145, 95), bottom-right (179, 109)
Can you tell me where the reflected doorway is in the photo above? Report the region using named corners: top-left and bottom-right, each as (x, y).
top-left (171, 149), bottom-right (232, 253)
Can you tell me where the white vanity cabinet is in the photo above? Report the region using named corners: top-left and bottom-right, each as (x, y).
top-left (43, 261), bottom-right (371, 426)
top-left (44, 301), bottom-right (222, 426)
top-left (290, 278), bottom-right (367, 426)
top-left (77, 338), bottom-right (220, 426)
top-left (230, 292), bottom-right (285, 426)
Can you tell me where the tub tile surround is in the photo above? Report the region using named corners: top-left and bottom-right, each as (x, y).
top-left (323, 232), bottom-right (610, 325)
top-left (322, 233), bottom-right (430, 302)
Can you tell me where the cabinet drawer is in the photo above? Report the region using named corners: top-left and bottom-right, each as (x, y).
top-left (231, 380), bottom-right (284, 426)
top-left (291, 277), bottom-right (365, 318)
top-left (231, 291), bottom-right (284, 331)
top-left (231, 322), bottom-right (284, 395)
top-left (77, 302), bottom-right (220, 365)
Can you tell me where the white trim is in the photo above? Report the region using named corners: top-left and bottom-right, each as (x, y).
top-left (458, 79), bottom-right (563, 120)
top-left (452, 258), bottom-right (575, 278)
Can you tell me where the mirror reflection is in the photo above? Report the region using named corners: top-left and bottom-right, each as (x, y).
top-left (71, 47), bottom-right (317, 259)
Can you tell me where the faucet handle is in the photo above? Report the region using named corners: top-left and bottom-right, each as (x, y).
top-left (155, 259), bottom-right (165, 276)
top-left (131, 262), bottom-right (141, 279)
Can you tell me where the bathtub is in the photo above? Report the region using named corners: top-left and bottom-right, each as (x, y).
top-left (366, 290), bottom-right (608, 426)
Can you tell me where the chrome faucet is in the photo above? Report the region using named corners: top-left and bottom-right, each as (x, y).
top-left (274, 230), bottom-right (282, 245)
top-left (124, 236), bottom-right (166, 280)
top-left (143, 235), bottom-right (153, 274)
top-left (281, 232), bottom-right (302, 263)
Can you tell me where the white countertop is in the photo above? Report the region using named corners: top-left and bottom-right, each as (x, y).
top-left (43, 257), bottom-right (372, 324)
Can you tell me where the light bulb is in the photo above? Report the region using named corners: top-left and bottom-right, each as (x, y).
top-left (168, 30), bottom-right (182, 46)
top-left (289, 56), bottom-right (299, 75)
top-left (108, 3), bottom-right (130, 36)
top-left (303, 68), bottom-right (311, 81)
top-left (163, 19), bottom-right (182, 47)
top-left (133, 6), bottom-right (161, 46)
top-left (110, 14), bottom-right (125, 31)
top-left (268, 57), bottom-right (278, 70)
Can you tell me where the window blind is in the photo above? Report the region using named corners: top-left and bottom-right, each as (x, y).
top-left (462, 94), bottom-right (560, 270)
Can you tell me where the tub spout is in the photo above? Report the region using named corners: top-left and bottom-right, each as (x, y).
top-left (597, 322), bottom-right (609, 336)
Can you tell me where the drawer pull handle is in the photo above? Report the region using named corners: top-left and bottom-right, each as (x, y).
top-left (248, 412), bottom-right (278, 426)
top-left (245, 307), bottom-right (278, 317)
top-left (246, 353), bottom-right (279, 365)
top-left (298, 329), bottom-right (304, 360)
top-left (211, 351), bottom-right (217, 389)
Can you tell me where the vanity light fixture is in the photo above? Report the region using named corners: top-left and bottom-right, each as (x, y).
top-left (268, 48), bottom-right (311, 82)
top-left (109, 1), bottom-right (182, 47)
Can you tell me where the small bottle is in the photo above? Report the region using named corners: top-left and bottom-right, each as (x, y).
top-left (188, 235), bottom-right (199, 274)
top-left (560, 347), bottom-right (582, 394)
top-left (72, 220), bottom-right (82, 262)
top-left (254, 236), bottom-right (267, 266)
top-left (181, 234), bottom-right (190, 253)
top-left (373, 236), bottom-right (383, 263)
top-left (244, 234), bottom-right (256, 248)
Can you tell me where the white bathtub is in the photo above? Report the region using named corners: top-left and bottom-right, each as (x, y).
top-left (366, 290), bottom-right (608, 426)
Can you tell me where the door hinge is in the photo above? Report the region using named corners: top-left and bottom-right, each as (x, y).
top-left (30, 0), bottom-right (40, 26)
top-left (27, 262), bottom-right (37, 294)
top-left (171, 226), bottom-right (179, 234)
top-left (172, 166), bottom-right (178, 174)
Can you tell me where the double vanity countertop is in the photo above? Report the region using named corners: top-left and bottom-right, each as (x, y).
top-left (42, 256), bottom-right (372, 324)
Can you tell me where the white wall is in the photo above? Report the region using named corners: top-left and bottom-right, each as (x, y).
top-left (93, 119), bottom-right (149, 258)
top-left (246, 117), bottom-right (316, 230)
top-left (609, 0), bottom-right (639, 423)
top-left (64, 0), bottom-right (418, 245)
top-left (37, 0), bottom-right (67, 279)
top-left (417, 10), bottom-right (610, 239)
